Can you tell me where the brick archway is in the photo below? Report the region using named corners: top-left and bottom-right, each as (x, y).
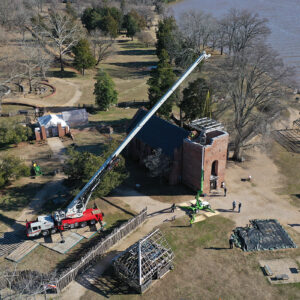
top-left (211, 160), bottom-right (218, 176)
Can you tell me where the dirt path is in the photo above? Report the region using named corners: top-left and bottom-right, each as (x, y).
top-left (208, 148), bottom-right (300, 232)
top-left (47, 137), bottom-right (66, 164)
top-left (64, 81), bottom-right (82, 106)
top-left (2, 77), bottom-right (82, 108)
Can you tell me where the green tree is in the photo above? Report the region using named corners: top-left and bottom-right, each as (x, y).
top-left (100, 14), bottom-right (118, 38)
top-left (82, 6), bottom-right (123, 36)
top-left (81, 8), bottom-right (101, 32)
top-left (180, 78), bottom-right (211, 122)
top-left (0, 122), bottom-right (33, 147)
top-left (156, 16), bottom-right (177, 58)
top-left (147, 49), bottom-right (176, 118)
top-left (0, 155), bottom-right (30, 188)
top-left (64, 142), bottom-right (128, 197)
top-left (123, 14), bottom-right (140, 40)
top-left (73, 39), bottom-right (96, 75)
top-left (94, 69), bottom-right (118, 110)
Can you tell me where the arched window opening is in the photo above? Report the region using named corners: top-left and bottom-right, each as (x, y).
top-left (211, 160), bottom-right (218, 176)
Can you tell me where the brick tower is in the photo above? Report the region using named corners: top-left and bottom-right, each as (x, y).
top-left (182, 118), bottom-right (228, 194)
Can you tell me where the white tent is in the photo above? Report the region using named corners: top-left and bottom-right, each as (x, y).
top-left (37, 114), bottom-right (68, 138)
top-left (38, 114), bottom-right (68, 128)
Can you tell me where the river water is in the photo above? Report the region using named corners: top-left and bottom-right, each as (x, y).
top-left (171, 0), bottom-right (300, 86)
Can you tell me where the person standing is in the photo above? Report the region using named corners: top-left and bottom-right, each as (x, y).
top-left (171, 203), bottom-right (176, 213)
top-left (224, 187), bottom-right (227, 197)
top-left (232, 200), bottom-right (236, 211)
top-left (238, 202), bottom-right (242, 213)
top-left (229, 235), bottom-right (234, 249)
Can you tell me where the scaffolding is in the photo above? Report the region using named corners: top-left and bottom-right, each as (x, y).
top-left (189, 117), bottom-right (224, 133)
top-left (113, 229), bottom-right (174, 293)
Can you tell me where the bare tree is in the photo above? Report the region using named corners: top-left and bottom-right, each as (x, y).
top-left (179, 10), bottom-right (214, 51)
top-left (219, 9), bottom-right (270, 55)
top-left (0, 50), bottom-right (24, 111)
top-left (136, 31), bottom-right (155, 47)
top-left (36, 43), bottom-right (53, 80)
top-left (36, 9), bottom-right (83, 72)
top-left (0, 0), bottom-right (16, 27)
top-left (214, 43), bottom-right (293, 161)
top-left (89, 29), bottom-right (114, 65)
top-left (0, 265), bottom-right (57, 299)
top-left (19, 41), bottom-right (42, 93)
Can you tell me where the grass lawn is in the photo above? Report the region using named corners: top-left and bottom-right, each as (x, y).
top-left (270, 141), bottom-right (300, 207)
top-left (81, 215), bottom-right (300, 300)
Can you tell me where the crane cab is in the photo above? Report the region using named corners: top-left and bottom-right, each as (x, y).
top-left (26, 215), bottom-right (55, 237)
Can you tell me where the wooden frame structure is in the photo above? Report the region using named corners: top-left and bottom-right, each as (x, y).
top-left (272, 129), bottom-right (300, 153)
top-left (113, 229), bottom-right (174, 293)
top-left (293, 118), bottom-right (300, 130)
top-left (189, 117), bottom-right (224, 133)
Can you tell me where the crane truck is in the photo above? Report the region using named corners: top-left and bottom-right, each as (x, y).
top-left (26, 52), bottom-right (211, 238)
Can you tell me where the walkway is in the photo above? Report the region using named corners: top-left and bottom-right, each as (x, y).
top-left (47, 137), bottom-right (66, 164)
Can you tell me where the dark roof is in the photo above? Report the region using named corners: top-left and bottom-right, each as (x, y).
top-left (127, 109), bottom-right (189, 158)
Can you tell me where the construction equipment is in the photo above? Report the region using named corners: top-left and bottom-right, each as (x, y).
top-left (31, 161), bottom-right (42, 176)
top-left (179, 191), bottom-right (215, 225)
top-left (26, 52), bottom-right (211, 238)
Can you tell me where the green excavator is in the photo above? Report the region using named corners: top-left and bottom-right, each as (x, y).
top-left (32, 161), bottom-right (43, 176)
top-left (179, 170), bottom-right (214, 226)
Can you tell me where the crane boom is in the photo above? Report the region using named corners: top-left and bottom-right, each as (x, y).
top-left (63, 52), bottom-right (211, 219)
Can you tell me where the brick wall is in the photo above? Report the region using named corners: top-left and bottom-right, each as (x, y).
top-left (127, 131), bottom-right (228, 194)
top-left (35, 130), bottom-right (41, 141)
top-left (58, 123), bottom-right (64, 137)
top-left (169, 147), bottom-right (182, 185)
top-left (182, 140), bottom-right (204, 191)
top-left (203, 132), bottom-right (229, 193)
top-left (182, 131), bottom-right (229, 193)
top-left (41, 126), bottom-right (47, 140)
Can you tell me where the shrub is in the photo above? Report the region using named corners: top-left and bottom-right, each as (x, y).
top-left (0, 155), bottom-right (30, 188)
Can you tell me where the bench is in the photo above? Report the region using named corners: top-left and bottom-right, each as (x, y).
top-left (264, 265), bottom-right (273, 276)
top-left (276, 274), bottom-right (289, 280)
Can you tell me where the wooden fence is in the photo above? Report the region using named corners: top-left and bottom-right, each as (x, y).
top-left (55, 208), bottom-right (147, 292)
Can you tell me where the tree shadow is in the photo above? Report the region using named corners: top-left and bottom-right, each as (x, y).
top-left (120, 42), bottom-right (146, 49)
top-left (109, 61), bottom-right (156, 69)
top-left (100, 197), bottom-right (135, 217)
top-left (71, 143), bottom-right (105, 156)
top-left (204, 247), bottom-right (229, 250)
top-left (77, 264), bottom-right (135, 298)
top-left (0, 182), bottom-right (44, 211)
top-left (292, 194), bottom-right (300, 199)
top-left (48, 70), bottom-right (77, 78)
top-left (216, 208), bottom-right (235, 213)
top-left (117, 49), bottom-right (156, 56)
